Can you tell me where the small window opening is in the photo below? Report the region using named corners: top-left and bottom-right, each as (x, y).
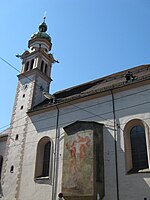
top-left (30, 59), bottom-right (34, 69)
top-left (25, 61), bottom-right (29, 71)
top-left (20, 105), bottom-right (24, 110)
top-left (15, 134), bottom-right (19, 140)
top-left (22, 94), bottom-right (25, 98)
top-left (10, 165), bottom-right (14, 173)
top-left (41, 60), bottom-right (44, 72)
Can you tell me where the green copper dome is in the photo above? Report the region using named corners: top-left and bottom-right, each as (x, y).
top-left (39, 21), bottom-right (47, 32)
top-left (31, 18), bottom-right (51, 43)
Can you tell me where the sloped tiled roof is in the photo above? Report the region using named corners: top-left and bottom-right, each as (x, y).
top-left (29, 64), bottom-right (150, 113)
top-left (0, 128), bottom-right (10, 138)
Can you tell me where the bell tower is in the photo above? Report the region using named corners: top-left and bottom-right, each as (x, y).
top-left (1, 18), bottom-right (56, 200)
top-left (19, 16), bottom-right (56, 107)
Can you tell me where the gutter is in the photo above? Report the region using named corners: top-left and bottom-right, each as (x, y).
top-left (52, 105), bottom-right (60, 200)
top-left (110, 90), bottom-right (120, 200)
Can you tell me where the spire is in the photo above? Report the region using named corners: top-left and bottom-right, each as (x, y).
top-left (38, 16), bottom-right (47, 32)
top-left (29, 17), bottom-right (52, 51)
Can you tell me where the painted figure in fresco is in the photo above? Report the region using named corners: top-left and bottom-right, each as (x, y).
top-left (65, 134), bottom-right (92, 191)
top-left (77, 134), bottom-right (91, 161)
top-left (66, 141), bottom-right (76, 159)
top-left (65, 141), bottom-right (78, 188)
top-left (66, 134), bottom-right (91, 162)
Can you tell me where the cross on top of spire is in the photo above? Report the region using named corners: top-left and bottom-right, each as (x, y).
top-left (43, 16), bottom-right (46, 23)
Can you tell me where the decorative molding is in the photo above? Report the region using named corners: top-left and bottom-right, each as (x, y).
top-left (1, 82), bottom-right (20, 188)
top-left (15, 81), bottom-right (34, 200)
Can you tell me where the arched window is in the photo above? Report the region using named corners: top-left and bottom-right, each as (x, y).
top-left (124, 119), bottom-right (150, 173)
top-left (25, 61), bottom-right (29, 71)
top-left (30, 59), bottom-right (34, 69)
top-left (42, 141), bottom-right (50, 176)
top-left (35, 137), bottom-right (52, 179)
top-left (41, 60), bottom-right (44, 72)
top-left (45, 64), bottom-right (48, 75)
top-left (0, 156), bottom-right (3, 179)
top-left (130, 126), bottom-right (148, 171)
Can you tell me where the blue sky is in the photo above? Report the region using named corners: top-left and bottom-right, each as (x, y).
top-left (1, 0), bottom-right (150, 130)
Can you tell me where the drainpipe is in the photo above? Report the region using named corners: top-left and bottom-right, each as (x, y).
top-left (110, 90), bottom-right (120, 200)
top-left (52, 105), bottom-right (60, 200)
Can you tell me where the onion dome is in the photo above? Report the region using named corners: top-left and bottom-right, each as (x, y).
top-left (30, 17), bottom-right (51, 43)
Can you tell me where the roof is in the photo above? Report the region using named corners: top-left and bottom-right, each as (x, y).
top-left (0, 128), bottom-right (10, 138)
top-left (29, 64), bottom-right (150, 113)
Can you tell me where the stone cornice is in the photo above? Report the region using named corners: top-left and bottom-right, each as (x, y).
top-left (17, 68), bottom-right (52, 83)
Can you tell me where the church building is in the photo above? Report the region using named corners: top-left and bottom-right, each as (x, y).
top-left (0, 18), bottom-right (150, 200)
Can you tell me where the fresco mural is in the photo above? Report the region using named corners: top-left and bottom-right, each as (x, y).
top-left (62, 121), bottom-right (104, 200)
top-left (62, 130), bottom-right (93, 196)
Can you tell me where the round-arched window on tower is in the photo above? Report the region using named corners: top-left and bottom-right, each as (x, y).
top-left (41, 60), bottom-right (44, 72)
top-left (30, 59), bottom-right (34, 70)
top-left (25, 61), bottom-right (29, 71)
top-left (45, 64), bottom-right (48, 75)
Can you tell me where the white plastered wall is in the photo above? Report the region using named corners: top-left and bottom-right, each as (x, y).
top-left (6, 83), bottom-right (150, 200)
